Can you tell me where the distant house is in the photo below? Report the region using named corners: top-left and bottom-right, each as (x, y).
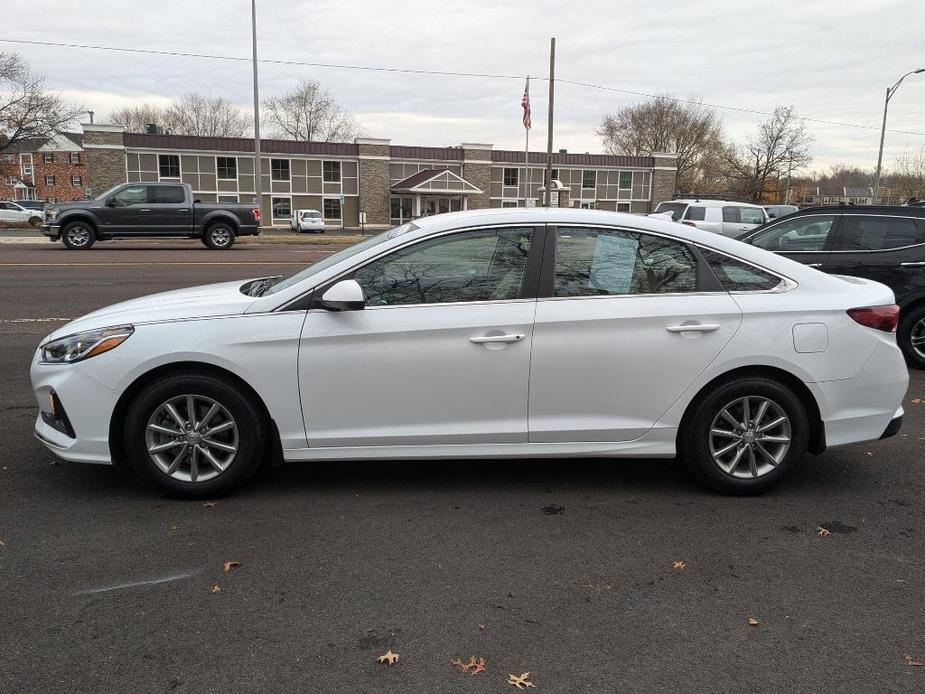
top-left (0, 133), bottom-right (87, 203)
top-left (800, 186), bottom-right (876, 206)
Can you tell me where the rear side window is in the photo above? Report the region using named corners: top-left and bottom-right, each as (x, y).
top-left (152, 186), bottom-right (185, 204)
top-left (836, 215), bottom-right (924, 251)
top-left (685, 206), bottom-right (706, 221)
top-left (654, 202), bottom-right (687, 221)
top-left (701, 249), bottom-right (782, 292)
top-left (722, 207), bottom-right (740, 223)
top-left (740, 207), bottom-right (766, 225)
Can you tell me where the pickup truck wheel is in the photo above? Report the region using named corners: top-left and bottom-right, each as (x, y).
top-left (203, 223), bottom-right (235, 250)
top-left (61, 221), bottom-right (96, 250)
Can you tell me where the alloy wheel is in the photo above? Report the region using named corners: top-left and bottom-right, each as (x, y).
top-left (209, 227), bottom-right (231, 247)
top-left (708, 396), bottom-right (792, 479)
top-left (67, 225), bottom-right (91, 247)
top-left (911, 318), bottom-right (925, 360)
top-left (144, 394), bottom-right (239, 483)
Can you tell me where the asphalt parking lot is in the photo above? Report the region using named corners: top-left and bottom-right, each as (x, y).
top-left (1, 237), bottom-right (923, 693)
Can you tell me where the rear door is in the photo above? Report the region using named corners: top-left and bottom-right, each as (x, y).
top-left (145, 185), bottom-right (190, 234)
top-left (744, 213), bottom-right (841, 271)
top-left (825, 214), bottom-right (925, 303)
top-left (721, 206), bottom-right (766, 236)
top-left (528, 225), bottom-right (742, 442)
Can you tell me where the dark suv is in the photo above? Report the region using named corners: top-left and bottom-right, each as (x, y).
top-left (740, 206), bottom-right (925, 367)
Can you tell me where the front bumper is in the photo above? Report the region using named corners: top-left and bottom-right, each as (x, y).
top-left (41, 223), bottom-right (60, 239)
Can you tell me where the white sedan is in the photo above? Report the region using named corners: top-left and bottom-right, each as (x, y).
top-left (0, 200), bottom-right (43, 226)
top-left (31, 208), bottom-right (908, 498)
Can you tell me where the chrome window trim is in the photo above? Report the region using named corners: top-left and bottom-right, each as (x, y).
top-left (274, 222), bottom-right (541, 312)
top-left (308, 297), bottom-right (537, 312)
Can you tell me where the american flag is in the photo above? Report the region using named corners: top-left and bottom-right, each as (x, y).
top-left (521, 77), bottom-right (531, 130)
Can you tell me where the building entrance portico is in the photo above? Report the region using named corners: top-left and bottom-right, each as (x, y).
top-left (390, 168), bottom-right (482, 225)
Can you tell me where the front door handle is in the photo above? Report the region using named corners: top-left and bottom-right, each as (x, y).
top-left (470, 333), bottom-right (525, 344)
top-left (139, 208), bottom-right (151, 213)
top-left (807, 263), bottom-right (822, 268)
top-left (666, 323), bottom-right (720, 333)
top-left (900, 261), bottom-right (925, 267)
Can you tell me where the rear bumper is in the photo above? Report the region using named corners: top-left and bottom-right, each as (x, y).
top-left (880, 414), bottom-right (903, 440)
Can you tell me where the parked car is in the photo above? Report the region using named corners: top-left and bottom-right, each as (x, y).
top-left (291, 209), bottom-right (325, 233)
top-left (650, 199), bottom-right (768, 236)
top-left (764, 204), bottom-right (799, 220)
top-left (0, 200), bottom-right (43, 226)
top-left (32, 208), bottom-right (907, 498)
top-left (739, 205), bottom-right (925, 368)
top-left (41, 182), bottom-right (261, 250)
top-left (16, 200), bottom-right (48, 212)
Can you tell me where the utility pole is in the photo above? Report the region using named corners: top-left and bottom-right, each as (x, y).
top-left (874, 68), bottom-right (924, 204)
top-left (544, 37), bottom-right (556, 207)
top-left (251, 0), bottom-right (263, 222)
top-left (785, 149), bottom-right (793, 205)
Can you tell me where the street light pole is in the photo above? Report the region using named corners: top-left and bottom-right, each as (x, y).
top-left (873, 67), bottom-right (924, 204)
top-left (251, 0), bottom-right (263, 222)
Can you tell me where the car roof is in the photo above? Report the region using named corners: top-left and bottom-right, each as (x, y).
top-left (783, 205), bottom-right (925, 218)
top-left (661, 199), bottom-right (764, 208)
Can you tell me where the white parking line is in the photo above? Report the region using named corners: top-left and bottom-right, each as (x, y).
top-left (73, 570), bottom-right (198, 595)
top-left (0, 261), bottom-right (309, 267)
top-left (0, 317), bottom-right (73, 323)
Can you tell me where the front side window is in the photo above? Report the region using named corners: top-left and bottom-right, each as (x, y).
top-left (685, 206), bottom-right (706, 221)
top-left (722, 206), bottom-right (740, 223)
top-left (503, 168), bottom-right (519, 186)
top-left (582, 170), bottom-right (597, 188)
top-left (110, 185), bottom-right (148, 207)
top-left (353, 227), bottom-right (533, 306)
top-left (701, 249), bottom-right (782, 292)
top-left (323, 198), bottom-right (342, 221)
top-left (323, 161), bottom-right (341, 183)
top-left (217, 157), bottom-right (237, 180)
top-left (158, 155), bottom-right (180, 178)
top-left (749, 215), bottom-right (837, 252)
top-left (836, 215), bottom-right (924, 251)
top-left (271, 159), bottom-right (290, 181)
top-left (554, 227), bottom-right (697, 297)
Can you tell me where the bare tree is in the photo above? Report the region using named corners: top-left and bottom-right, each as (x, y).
top-left (263, 79), bottom-right (362, 142)
top-left (0, 52), bottom-right (82, 152)
top-left (720, 106), bottom-right (813, 202)
top-left (889, 146), bottom-right (925, 201)
top-left (596, 94), bottom-right (725, 191)
top-left (108, 94), bottom-right (249, 137)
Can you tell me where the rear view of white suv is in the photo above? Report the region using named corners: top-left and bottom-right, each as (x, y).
top-left (651, 199), bottom-right (767, 237)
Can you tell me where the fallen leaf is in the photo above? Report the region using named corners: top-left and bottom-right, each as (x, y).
top-left (673, 560), bottom-right (688, 570)
top-left (747, 618), bottom-right (759, 626)
top-left (223, 560), bottom-right (241, 572)
top-left (376, 650), bottom-right (399, 665)
top-left (202, 501), bottom-right (217, 508)
top-left (905, 654), bottom-right (925, 667)
top-left (508, 672), bottom-right (535, 689)
top-left (478, 623), bottom-right (488, 631)
top-left (910, 398), bottom-right (922, 405)
top-left (450, 656), bottom-right (486, 675)
top-left (0, 539), bottom-right (5, 546)
top-left (816, 527), bottom-right (831, 537)
top-left (210, 584), bottom-right (222, 594)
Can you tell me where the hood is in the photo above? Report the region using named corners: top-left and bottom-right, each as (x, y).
top-left (50, 200), bottom-right (104, 213)
top-left (46, 279), bottom-right (260, 341)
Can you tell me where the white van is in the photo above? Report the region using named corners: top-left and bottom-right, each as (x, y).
top-left (650, 199), bottom-right (767, 237)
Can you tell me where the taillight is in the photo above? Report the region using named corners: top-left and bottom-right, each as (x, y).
top-left (847, 305), bottom-right (899, 333)
top-left (251, 208), bottom-right (261, 222)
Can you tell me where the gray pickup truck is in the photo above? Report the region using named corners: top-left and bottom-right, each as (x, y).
top-left (42, 182), bottom-right (261, 250)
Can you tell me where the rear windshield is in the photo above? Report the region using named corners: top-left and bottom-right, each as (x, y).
top-left (654, 203), bottom-right (687, 221)
top-left (302, 211), bottom-right (322, 219)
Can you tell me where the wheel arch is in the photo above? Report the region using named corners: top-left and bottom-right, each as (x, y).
top-left (201, 212), bottom-right (240, 232)
top-left (677, 365), bottom-right (825, 455)
top-left (59, 213), bottom-right (100, 233)
top-left (108, 361), bottom-right (283, 467)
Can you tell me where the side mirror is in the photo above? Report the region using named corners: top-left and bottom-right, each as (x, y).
top-left (105, 199), bottom-right (118, 207)
top-left (320, 279), bottom-right (365, 311)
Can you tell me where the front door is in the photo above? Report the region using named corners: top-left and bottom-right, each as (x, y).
top-left (100, 184), bottom-right (151, 233)
top-left (745, 213), bottom-right (841, 270)
top-left (529, 225), bottom-right (742, 442)
top-left (299, 225), bottom-right (540, 447)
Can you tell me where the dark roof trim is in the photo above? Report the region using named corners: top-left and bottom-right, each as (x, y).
top-left (492, 150), bottom-right (655, 167)
top-left (124, 133), bottom-right (359, 156)
top-left (390, 145), bottom-right (463, 161)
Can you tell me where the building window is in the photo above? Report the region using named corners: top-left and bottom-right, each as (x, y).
top-left (390, 196), bottom-right (412, 224)
top-left (2, 154), bottom-right (13, 162)
top-left (271, 197), bottom-right (291, 219)
top-left (503, 168), bottom-right (519, 187)
top-left (70, 152), bottom-right (81, 164)
top-left (551, 169), bottom-right (559, 181)
top-left (579, 201), bottom-right (595, 210)
top-left (323, 161), bottom-right (341, 183)
top-left (619, 171), bottom-right (633, 189)
top-left (217, 194), bottom-right (239, 203)
top-left (501, 200), bottom-right (518, 208)
top-left (44, 175), bottom-right (56, 186)
top-left (271, 159), bottom-right (290, 181)
top-left (617, 203), bottom-right (631, 212)
top-left (582, 170), bottom-right (596, 189)
top-left (323, 198), bottom-right (342, 221)
top-left (71, 175), bottom-right (82, 187)
top-left (43, 153), bottom-right (54, 164)
top-left (158, 154), bottom-right (180, 178)
top-left (216, 157), bottom-right (237, 180)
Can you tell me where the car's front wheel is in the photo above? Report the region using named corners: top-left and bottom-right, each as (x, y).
top-left (123, 372), bottom-right (267, 498)
top-left (61, 221), bottom-right (96, 250)
top-left (202, 223), bottom-right (236, 250)
top-left (680, 376), bottom-right (809, 495)
top-left (898, 304), bottom-right (925, 369)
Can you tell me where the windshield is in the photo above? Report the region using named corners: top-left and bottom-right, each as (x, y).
top-left (94, 183), bottom-right (127, 201)
top-left (654, 202), bottom-right (688, 221)
top-left (259, 222), bottom-right (419, 296)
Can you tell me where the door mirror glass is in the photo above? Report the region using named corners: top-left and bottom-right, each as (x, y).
top-left (320, 279), bottom-right (366, 311)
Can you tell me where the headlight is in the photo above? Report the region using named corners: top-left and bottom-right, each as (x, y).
top-left (40, 325), bottom-right (134, 364)
top-left (45, 208), bottom-right (59, 220)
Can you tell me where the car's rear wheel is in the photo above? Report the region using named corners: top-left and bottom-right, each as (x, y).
top-left (898, 304), bottom-right (925, 369)
top-left (124, 373), bottom-right (266, 498)
top-left (202, 223), bottom-right (235, 250)
top-left (680, 376), bottom-right (809, 495)
top-left (61, 221), bottom-right (96, 250)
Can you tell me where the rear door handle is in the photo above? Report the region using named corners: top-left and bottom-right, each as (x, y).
top-left (139, 208), bottom-right (150, 213)
top-left (807, 263), bottom-right (822, 268)
top-left (900, 261), bottom-right (925, 267)
top-left (666, 323), bottom-right (720, 333)
top-left (470, 333), bottom-right (525, 344)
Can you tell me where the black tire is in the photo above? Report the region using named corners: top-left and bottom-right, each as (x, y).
top-left (679, 376), bottom-right (809, 495)
top-left (61, 220), bottom-right (96, 250)
top-left (202, 223), bottom-right (236, 250)
top-left (123, 372), bottom-right (267, 498)
top-left (898, 304), bottom-right (925, 369)
top-left (28, 216), bottom-right (42, 228)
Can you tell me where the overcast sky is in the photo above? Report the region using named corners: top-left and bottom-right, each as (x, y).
top-left (9, 0), bottom-right (925, 173)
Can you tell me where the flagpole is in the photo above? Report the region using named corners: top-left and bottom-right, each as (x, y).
top-left (544, 37), bottom-right (556, 207)
top-left (523, 75), bottom-right (530, 207)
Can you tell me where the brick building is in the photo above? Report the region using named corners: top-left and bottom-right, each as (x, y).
top-left (0, 133), bottom-right (88, 203)
top-left (32, 123), bottom-right (679, 229)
